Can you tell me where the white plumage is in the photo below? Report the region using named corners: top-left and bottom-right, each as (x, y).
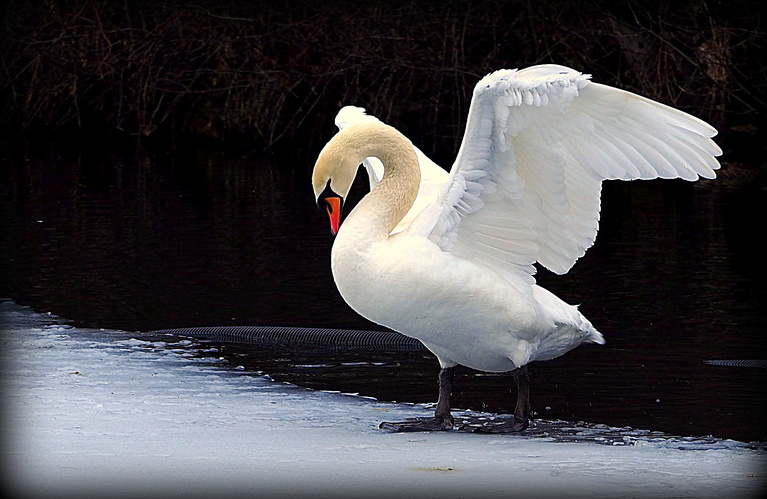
top-left (314, 64), bottom-right (721, 431)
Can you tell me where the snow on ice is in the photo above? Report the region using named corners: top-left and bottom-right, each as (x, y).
top-left (1, 300), bottom-right (764, 498)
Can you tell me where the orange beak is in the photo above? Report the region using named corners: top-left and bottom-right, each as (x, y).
top-left (324, 196), bottom-right (342, 235)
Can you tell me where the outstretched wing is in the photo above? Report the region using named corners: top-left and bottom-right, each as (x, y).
top-left (428, 64), bottom-right (721, 291)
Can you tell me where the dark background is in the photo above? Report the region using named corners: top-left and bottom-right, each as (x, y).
top-left (1, 0), bottom-right (765, 163)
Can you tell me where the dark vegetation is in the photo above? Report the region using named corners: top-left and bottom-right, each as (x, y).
top-left (1, 0), bottom-right (765, 165)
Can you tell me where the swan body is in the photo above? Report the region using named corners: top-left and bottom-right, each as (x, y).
top-left (312, 64), bottom-right (721, 431)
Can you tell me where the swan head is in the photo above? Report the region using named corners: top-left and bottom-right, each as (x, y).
top-left (312, 127), bottom-right (362, 235)
top-left (312, 122), bottom-right (418, 235)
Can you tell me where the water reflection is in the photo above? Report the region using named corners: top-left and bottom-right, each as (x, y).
top-left (1, 146), bottom-right (765, 442)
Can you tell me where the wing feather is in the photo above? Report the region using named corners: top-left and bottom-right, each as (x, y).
top-left (428, 64), bottom-right (721, 285)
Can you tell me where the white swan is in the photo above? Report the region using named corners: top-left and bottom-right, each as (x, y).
top-left (312, 64), bottom-right (721, 432)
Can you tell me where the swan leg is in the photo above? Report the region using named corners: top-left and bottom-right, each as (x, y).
top-left (475, 365), bottom-right (531, 433)
top-left (379, 367), bottom-right (455, 432)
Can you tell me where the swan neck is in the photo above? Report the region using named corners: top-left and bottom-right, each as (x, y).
top-left (345, 124), bottom-right (421, 238)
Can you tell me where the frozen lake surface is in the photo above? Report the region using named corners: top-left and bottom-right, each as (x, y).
top-left (2, 300), bottom-right (764, 498)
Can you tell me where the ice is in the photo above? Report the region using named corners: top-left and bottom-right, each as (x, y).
top-left (1, 300), bottom-right (765, 498)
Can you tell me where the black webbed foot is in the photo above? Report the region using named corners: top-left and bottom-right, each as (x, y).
top-left (380, 366), bottom-right (456, 432)
top-left (379, 414), bottom-right (454, 432)
top-left (473, 365), bottom-right (531, 433)
top-left (472, 416), bottom-right (529, 433)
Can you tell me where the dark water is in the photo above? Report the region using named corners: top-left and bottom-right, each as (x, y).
top-left (1, 145), bottom-right (765, 442)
